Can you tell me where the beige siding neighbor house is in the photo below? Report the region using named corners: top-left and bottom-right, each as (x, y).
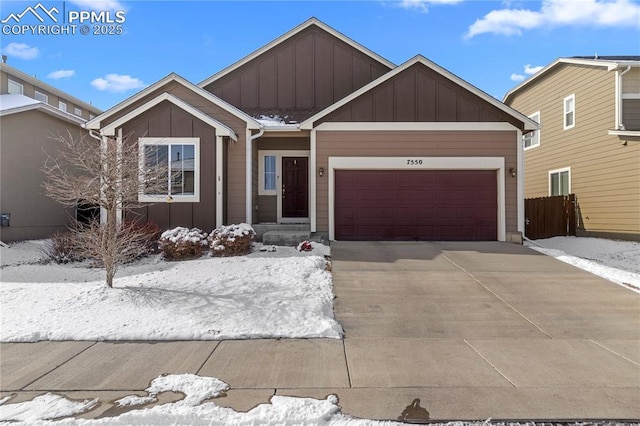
top-left (0, 60), bottom-right (102, 241)
top-left (87, 18), bottom-right (537, 243)
top-left (504, 56), bottom-right (640, 241)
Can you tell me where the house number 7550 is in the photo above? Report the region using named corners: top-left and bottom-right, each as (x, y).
top-left (406, 159), bottom-right (423, 165)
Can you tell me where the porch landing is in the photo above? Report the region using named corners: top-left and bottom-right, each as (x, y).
top-left (253, 224), bottom-right (311, 246)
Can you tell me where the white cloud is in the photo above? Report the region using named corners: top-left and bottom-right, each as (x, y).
top-left (524, 64), bottom-right (543, 75)
top-left (47, 69), bottom-right (75, 79)
top-left (510, 63), bottom-right (544, 83)
top-left (466, 0), bottom-right (640, 38)
top-left (2, 42), bottom-right (40, 60)
top-left (91, 74), bottom-right (145, 92)
top-left (399, 0), bottom-right (463, 13)
top-left (68, 0), bottom-right (126, 11)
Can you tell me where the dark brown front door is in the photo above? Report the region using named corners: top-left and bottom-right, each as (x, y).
top-left (335, 170), bottom-right (497, 241)
top-left (282, 157), bottom-right (308, 218)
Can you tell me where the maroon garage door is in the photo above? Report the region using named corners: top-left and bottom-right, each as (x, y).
top-left (335, 170), bottom-right (497, 241)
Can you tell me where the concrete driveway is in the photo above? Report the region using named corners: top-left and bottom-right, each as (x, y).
top-left (1, 241), bottom-right (638, 422)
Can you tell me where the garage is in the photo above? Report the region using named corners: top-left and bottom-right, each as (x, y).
top-left (334, 169), bottom-right (498, 241)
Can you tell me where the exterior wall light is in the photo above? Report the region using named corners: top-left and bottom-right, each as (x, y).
top-left (509, 167), bottom-right (516, 178)
top-left (319, 167), bottom-right (324, 177)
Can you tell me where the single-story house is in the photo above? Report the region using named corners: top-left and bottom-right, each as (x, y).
top-left (86, 18), bottom-right (537, 242)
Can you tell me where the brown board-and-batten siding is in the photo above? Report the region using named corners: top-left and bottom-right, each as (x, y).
top-left (203, 25), bottom-right (392, 122)
top-left (121, 101), bottom-right (217, 232)
top-left (318, 63), bottom-right (524, 129)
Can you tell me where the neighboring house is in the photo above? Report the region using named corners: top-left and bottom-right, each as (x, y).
top-left (86, 18), bottom-right (537, 242)
top-left (0, 60), bottom-right (102, 242)
top-left (504, 56), bottom-right (640, 241)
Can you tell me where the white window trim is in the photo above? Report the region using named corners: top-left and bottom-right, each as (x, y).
top-left (59, 101), bottom-right (67, 112)
top-left (258, 151), bottom-right (278, 196)
top-left (327, 156), bottom-right (506, 242)
top-left (8, 79), bottom-right (23, 95)
top-left (258, 150), bottom-right (311, 222)
top-left (138, 137), bottom-right (200, 203)
top-left (548, 167), bottom-right (571, 196)
top-left (34, 90), bottom-right (48, 103)
top-left (524, 111), bottom-right (540, 150)
top-left (563, 94), bottom-right (575, 130)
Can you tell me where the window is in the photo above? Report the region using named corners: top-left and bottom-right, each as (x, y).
top-left (74, 106), bottom-right (82, 116)
top-left (8, 79), bottom-right (23, 95)
top-left (34, 90), bottom-right (48, 103)
top-left (549, 167), bottom-right (570, 196)
top-left (524, 111), bottom-right (540, 149)
top-left (59, 101), bottom-right (67, 112)
top-left (563, 94), bottom-right (575, 130)
top-left (258, 152), bottom-right (278, 195)
top-left (139, 137), bottom-right (200, 203)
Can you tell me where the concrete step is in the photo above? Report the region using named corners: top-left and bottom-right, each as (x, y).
top-left (253, 224), bottom-right (310, 241)
top-left (262, 230), bottom-right (311, 246)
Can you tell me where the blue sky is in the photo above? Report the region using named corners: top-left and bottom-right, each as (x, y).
top-left (2, 0), bottom-right (639, 111)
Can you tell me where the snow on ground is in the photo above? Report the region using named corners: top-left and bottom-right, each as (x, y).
top-left (0, 241), bottom-right (342, 342)
top-left (527, 236), bottom-right (640, 293)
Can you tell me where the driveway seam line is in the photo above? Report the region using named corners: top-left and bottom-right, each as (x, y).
top-left (342, 339), bottom-right (353, 388)
top-left (195, 341), bottom-right (221, 375)
top-left (588, 339), bottom-right (640, 366)
top-left (463, 340), bottom-right (517, 388)
top-left (21, 342), bottom-right (99, 391)
top-left (440, 253), bottom-right (553, 339)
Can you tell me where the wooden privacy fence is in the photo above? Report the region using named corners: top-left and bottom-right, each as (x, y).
top-left (525, 194), bottom-right (576, 240)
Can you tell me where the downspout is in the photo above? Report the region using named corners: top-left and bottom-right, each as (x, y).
top-left (617, 65), bottom-right (631, 130)
top-left (246, 126), bottom-right (264, 225)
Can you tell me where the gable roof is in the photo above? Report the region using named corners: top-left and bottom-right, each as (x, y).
top-left (85, 73), bottom-right (261, 131)
top-left (503, 57), bottom-right (640, 104)
top-left (198, 17), bottom-right (396, 88)
top-left (0, 94), bottom-right (86, 125)
top-left (300, 55), bottom-right (539, 131)
top-left (101, 92), bottom-right (237, 140)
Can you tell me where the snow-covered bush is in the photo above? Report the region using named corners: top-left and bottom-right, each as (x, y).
top-left (209, 223), bottom-right (255, 257)
top-left (159, 227), bottom-right (208, 260)
top-left (42, 231), bottom-right (84, 264)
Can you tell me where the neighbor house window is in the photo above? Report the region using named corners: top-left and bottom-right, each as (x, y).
top-left (524, 111), bottom-right (540, 149)
top-left (549, 167), bottom-right (570, 196)
top-left (258, 152), bottom-right (277, 195)
top-left (563, 94), bottom-right (575, 130)
top-left (59, 101), bottom-right (67, 112)
top-left (8, 79), bottom-right (23, 95)
top-left (74, 106), bottom-right (82, 116)
top-left (34, 90), bottom-right (48, 103)
top-left (138, 137), bottom-right (200, 203)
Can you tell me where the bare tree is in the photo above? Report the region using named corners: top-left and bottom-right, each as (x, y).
top-left (43, 131), bottom-right (166, 287)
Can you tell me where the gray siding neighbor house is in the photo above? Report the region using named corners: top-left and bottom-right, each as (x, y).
top-left (0, 61), bottom-right (102, 242)
top-left (86, 18), bottom-right (538, 242)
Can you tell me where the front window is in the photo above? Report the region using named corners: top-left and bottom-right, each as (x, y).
top-left (139, 137), bottom-right (199, 202)
top-left (8, 79), bottom-right (23, 95)
top-left (524, 111), bottom-right (540, 149)
top-left (549, 168), bottom-right (570, 196)
top-left (563, 94), bottom-right (575, 130)
top-left (59, 101), bottom-right (67, 112)
top-left (264, 155), bottom-right (276, 191)
top-left (74, 106), bottom-right (82, 116)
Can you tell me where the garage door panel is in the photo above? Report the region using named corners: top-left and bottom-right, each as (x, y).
top-left (335, 170), bottom-right (497, 241)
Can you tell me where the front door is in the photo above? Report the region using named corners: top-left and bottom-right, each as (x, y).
top-left (282, 157), bottom-right (308, 218)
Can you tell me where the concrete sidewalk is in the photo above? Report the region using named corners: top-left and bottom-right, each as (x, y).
top-left (1, 242), bottom-right (639, 422)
